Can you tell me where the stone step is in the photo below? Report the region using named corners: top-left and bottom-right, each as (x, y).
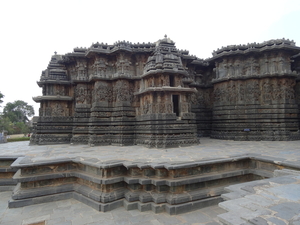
top-left (9, 190), bottom-right (223, 215)
top-left (0, 157), bottom-right (18, 192)
top-left (221, 189), bottom-right (249, 201)
top-left (218, 170), bottom-right (300, 225)
top-left (11, 180), bottom-right (226, 209)
top-left (218, 212), bottom-right (248, 225)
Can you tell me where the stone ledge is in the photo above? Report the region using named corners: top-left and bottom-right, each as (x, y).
top-left (218, 170), bottom-right (300, 224)
top-left (9, 190), bottom-right (223, 215)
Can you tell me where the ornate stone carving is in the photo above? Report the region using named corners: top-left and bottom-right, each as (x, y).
top-left (116, 53), bottom-right (132, 77)
top-left (158, 103), bottom-right (165, 113)
top-left (32, 38), bottom-right (300, 146)
top-left (217, 61), bottom-right (228, 78)
top-left (181, 103), bottom-right (189, 113)
top-left (92, 57), bottom-right (107, 78)
top-left (75, 60), bottom-right (87, 80)
top-left (52, 103), bottom-right (65, 116)
top-left (166, 103), bottom-right (172, 113)
top-left (191, 91), bottom-right (206, 105)
top-left (93, 81), bottom-right (112, 103)
top-left (143, 97), bottom-right (151, 114)
top-left (55, 86), bottom-right (65, 95)
top-left (75, 85), bottom-right (91, 104)
top-left (238, 83), bottom-right (245, 101)
top-left (227, 83), bottom-right (237, 103)
top-left (45, 107), bottom-right (52, 116)
top-left (113, 80), bottom-right (133, 102)
top-left (213, 87), bottom-right (221, 102)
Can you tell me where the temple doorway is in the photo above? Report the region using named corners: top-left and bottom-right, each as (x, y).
top-left (172, 95), bottom-right (179, 116)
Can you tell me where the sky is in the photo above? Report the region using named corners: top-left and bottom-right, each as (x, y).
top-left (0, 0), bottom-right (300, 117)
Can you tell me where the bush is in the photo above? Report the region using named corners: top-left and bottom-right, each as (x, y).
top-left (7, 137), bottom-right (30, 142)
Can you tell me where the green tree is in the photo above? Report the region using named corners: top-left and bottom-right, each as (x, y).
top-left (0, 116), bottom-right (14, 134)
top-left (1, 100), bottom-right (34, 135)
top-left (0, 91), bottom-right (3, 104)
top-left (14, 122), bottom-right (30, 135)
top-left (3, 100), bottom-right (35, 123)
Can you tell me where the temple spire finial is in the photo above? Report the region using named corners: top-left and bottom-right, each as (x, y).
top-left (164, 34), bottom-right (167, 38)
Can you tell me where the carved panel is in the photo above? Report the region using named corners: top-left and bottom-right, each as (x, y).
top-left (45, 107), bottom-right (52, 116)
top-left (76, 60), bottom-right (88, 80)
top-left (215, 52), bottom-right (294, 81)
top-left (181, 103), bottom-right (189, 113)
top-left (245, 80), bottom-right (259, 102)
top-left (92, 57), bottom-right (107, 78)
top-left (158, 103), bottom-right (165, 113)
top-left (116, 53), bottom-right (132, 77)
top-left (217, 60), bottom-right (228, 78)
top-left (142, 97), bottom-right (151, 114)
top-left (55, 85), bottom-right (65, 95)
top-left (52, 103), bottom-right (68, 116)
top-left (238, 83), bottom-right (244, 101)
top-left (113, 80), bottom-right (133, 102)
top-left (75, 84), bottom-right (91, 104)
top-left (93, 81), bottom-right (112, 103)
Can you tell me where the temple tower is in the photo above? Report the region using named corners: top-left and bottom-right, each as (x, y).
top-left (210, 39), bottom-right (300, 140)
top-left (134, 36), bottom-right (199, 147)
top-left (31, 54), bottom-right (73, 144)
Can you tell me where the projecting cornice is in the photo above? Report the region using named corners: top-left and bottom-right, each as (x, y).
top-left (33, 95), bottom-right (73, 102)
top-left (209, 39), bottom-right (300, 61)
top-left (134, 86), bottom-right (197, 96)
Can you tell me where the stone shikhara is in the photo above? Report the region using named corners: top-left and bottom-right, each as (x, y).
top-left (31, 37), bottom-right (300, 146)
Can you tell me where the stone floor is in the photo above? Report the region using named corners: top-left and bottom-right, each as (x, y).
top-left (218, 171), bottom-right (300, 225)
top-left (1, 138), bottom-right (300, 166)
top-left (0, 191), bottom-right (225, 225)
top-left (1, 138), bottom-right (300, 224)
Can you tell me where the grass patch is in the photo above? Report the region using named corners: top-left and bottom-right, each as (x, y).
top-left (7, 137), bottom-right (30, 142)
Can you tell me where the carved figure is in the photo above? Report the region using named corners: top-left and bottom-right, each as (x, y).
top-left (93, 58), bottom-right (107, 77)
top-left (52, 103), bottom-right (65, 116)
top-left (94, 82), bottom-right (112, 102)
top-left (218, 61), bottom-right (228, 78)
top-left (263, 81), bottom-right (272, 102)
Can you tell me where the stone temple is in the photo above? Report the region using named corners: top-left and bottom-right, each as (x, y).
top-left (31, 36), bottom-right (300, 147)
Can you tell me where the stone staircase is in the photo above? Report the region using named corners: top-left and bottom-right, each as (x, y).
top-left (2, 153), bottom-right (300, 218)
top-left (218, 169), bottom-right (300, 225)
top-left (0, 157), bottom-right (18, 191)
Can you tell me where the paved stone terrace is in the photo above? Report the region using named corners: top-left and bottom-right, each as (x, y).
top-left (1, 138), bottom-right (300, 166)
top-left (1, 138), bottom-right (300, 225)
top-left (0, 191), bottom-right (225, 225)
top-left (218, 170), bottom-right (300, 225)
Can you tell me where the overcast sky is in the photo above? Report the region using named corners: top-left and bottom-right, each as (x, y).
top-left (1, 0), bottom-right (300, 117)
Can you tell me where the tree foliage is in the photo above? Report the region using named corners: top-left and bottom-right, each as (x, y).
top-left (0, 116), bottom-right (14, 134)
top-left (3, 100), bottom-right (34, 123)
top-left (0, 91), bottom-right (4, 104)
top-left (0, 100), bottom-right (34, 135)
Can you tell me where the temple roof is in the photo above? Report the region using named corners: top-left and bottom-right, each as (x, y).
top-left (58, 37), bottom-right (202, 64)
top-left (210, 38), bottom-right (300, 60)
top-left (155, 35), bottom-right (175, 46)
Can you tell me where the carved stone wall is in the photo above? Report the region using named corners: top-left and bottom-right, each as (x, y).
top-left (211, 78), bottom-right (299, 140)
top-left (32, 38), bottom-right (300, 146)
top-left (190, 88), bottom-right (213, 137)
top-left (209, 39), bottom-right (300, 141)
